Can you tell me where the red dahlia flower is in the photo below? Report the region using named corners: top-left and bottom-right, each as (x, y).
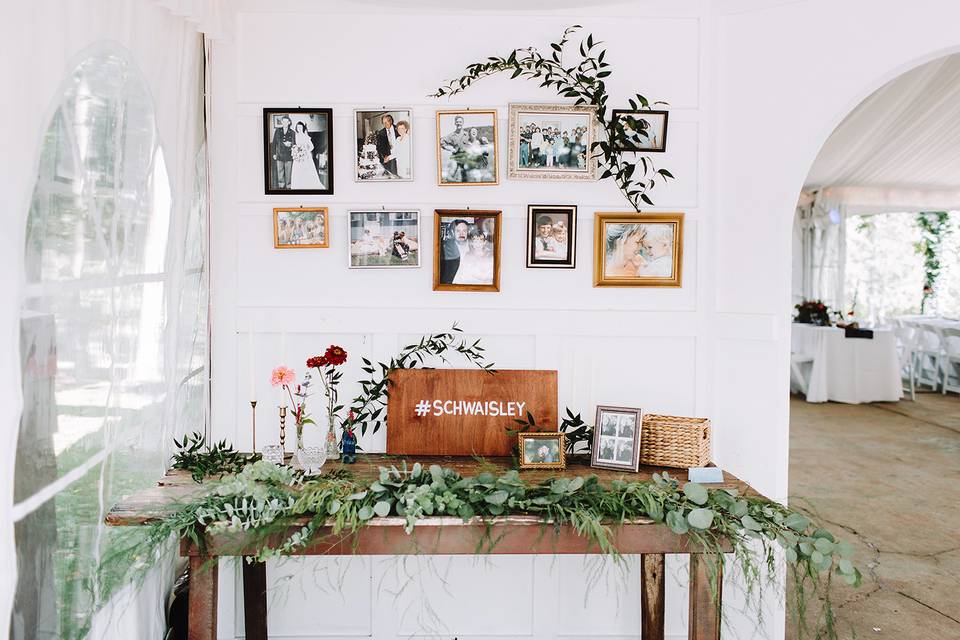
top-left (323, 345), bottom-right (348, 366)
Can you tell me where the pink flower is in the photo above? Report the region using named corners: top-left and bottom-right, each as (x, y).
top-left (271, 366), bottom-right (296, 387)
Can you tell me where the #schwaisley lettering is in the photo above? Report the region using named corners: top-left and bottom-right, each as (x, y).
top-left (425, 400), bottom-right (528, 417)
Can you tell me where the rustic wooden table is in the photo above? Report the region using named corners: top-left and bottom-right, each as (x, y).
top-left (106, 454), bottom-right (756, 640)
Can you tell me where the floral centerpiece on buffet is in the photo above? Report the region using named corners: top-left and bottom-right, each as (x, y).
top-left (307, 345), bottom-right (349, 461)
top-left (793, 299), bottom-right (838, 326)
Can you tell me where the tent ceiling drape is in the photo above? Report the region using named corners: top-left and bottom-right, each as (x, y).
top-left (802, 53), bottom-right (960, 215)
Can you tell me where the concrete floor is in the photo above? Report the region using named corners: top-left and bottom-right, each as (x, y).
top-left (787, 392), bottom-right (960, 639)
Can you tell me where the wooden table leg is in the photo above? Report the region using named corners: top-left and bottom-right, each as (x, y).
top-left (189, 555), bottom-right (219, 640)
top-left (641, 553), bottom-right (666, 640)
top-left (242, 558), bottom-right (269, 640)
top-left (688, 554), bottom-right (722, 640)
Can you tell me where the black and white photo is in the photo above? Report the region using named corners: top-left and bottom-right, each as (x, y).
top-left (433, 210), bottom-right (501, 291)
top-left (611, 109), bottom-right (669, 153)
top-left (355, 109), bottom-right (413, 181)
top-left (436, 110), bottom-right (498, 185)
top-left (349, 210), bottom-right (420, 268)
top-left (263, 108), bottom-right (334, 195)
top-left (591, 405), bottom-right (643, 472)
top-left (508, 103), bottom-right (597, 181)
top-left (526, 205), bottom-right (577, 268)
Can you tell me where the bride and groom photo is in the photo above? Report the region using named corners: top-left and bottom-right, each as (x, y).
top-left (263, 108), bottom-right (334, 195)
top-left (355, 109), bottom-right (413, 181)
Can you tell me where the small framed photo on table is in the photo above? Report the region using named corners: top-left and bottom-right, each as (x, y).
top-left (591, 406), bottom-right (643, 472)
top-left (518, 433), bottom-right (566, 470)
top-left (508, 103), bottom-right (598, 181)
top-left (263, 108), bottom-right (334, 195)
top-left (433, 210), bottom-right (501, 292)
top-left (274, 207), bottom-right (329, 248)
top-left (527, 204), bottom-right (577, 268)
top-left (611, 109), bottom-right (669, 153)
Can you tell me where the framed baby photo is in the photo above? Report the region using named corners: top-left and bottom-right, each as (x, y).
top-left (518, 433), bottom-right (566, 470)
top-left (508, 103), bottom-right (598, 181)
top-left (433, 210), bottom-right (501, 292)
top-left (348, 210), bottom-right (420, 268)
top-left (527, 205), bottom-right (577, 268)
top-left (274, 207), bottom-right (329, 249)
top-left (591, 406), bottom-right (643, 473)
top-left (611, 109), bottom-right (669, 153)
top-left (355, 108), bottom-right (414, 182)
top-left (436, 110), bottom-right (499, 186)
top-left (594, 212), bottom-right (684, 287)
top-left (263, 108), bottom-right (334, 195)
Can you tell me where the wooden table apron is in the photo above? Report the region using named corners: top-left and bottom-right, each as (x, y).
top-left (107, 456), bottom-right (746, 640)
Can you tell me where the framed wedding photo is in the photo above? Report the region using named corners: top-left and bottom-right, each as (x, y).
top-left (435, 110), bottom-right (499, 186)
top-left (508, 103), bottom-right (598, 181)
top-left (355, 109), bottom-right (414, 182)
top-left (433, 210), bottom-right (501, 292)
top-left (263, 108), bottom-right (334, 195)
top-left (348, 210), bottom-right (420, 268)
top-left (594, 212), bottom-right (684, 287)
top-left (611, 109), bottom-right (669, 153)
top-left (591, 406), bottom-right (643, 473)
top-left (518, 433), bottom-right (566, 470)
top-left (274, 207), bottom-right (329, 249)
top-left (526, 205), bottom-right (577, 268)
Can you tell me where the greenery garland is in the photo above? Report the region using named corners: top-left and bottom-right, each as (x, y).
top-left (915, 211), bottom-right (952, 313)
top-left (432, 25), bottom-right (675, 212)
top-left (171, 432), bottom-right (258, 483)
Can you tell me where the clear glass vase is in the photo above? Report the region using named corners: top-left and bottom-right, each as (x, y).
top-left (325, 416), bottom-right (340, 460)
top-left (295, 421), bottom-right (305, 452)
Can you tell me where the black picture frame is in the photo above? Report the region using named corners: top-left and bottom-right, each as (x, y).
top-left (526, 204), bottom-right (577, 268)
top-left (610, 109), bottom-right (669, 153)
top-left (263, 107), bottom-right (334, 195)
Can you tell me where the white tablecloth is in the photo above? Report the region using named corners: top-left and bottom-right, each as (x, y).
top-left (791, 324), bottom-right (903, 403)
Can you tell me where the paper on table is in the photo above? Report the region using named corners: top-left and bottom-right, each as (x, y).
top-left (688, 467), bottom-right (725, 484)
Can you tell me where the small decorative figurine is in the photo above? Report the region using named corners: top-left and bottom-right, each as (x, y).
top-left (341, 427), bottom-right (358, 464)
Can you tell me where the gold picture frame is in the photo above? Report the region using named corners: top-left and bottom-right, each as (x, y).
top-left (435, 109), bottom-right (499, 186)
top-left (433, 210), bottom-right (502, 292)
top-left (593, 212), bottom-right (683, 287)
top-left (518, 433), bottom-right (566, 470)
top-left (274, 207), bottom-right (329, 249)
top-left (507, 103), bottom-right (598, 181)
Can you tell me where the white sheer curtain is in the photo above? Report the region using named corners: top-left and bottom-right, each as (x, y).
top-left (794, 192), bottom-right (846, 312)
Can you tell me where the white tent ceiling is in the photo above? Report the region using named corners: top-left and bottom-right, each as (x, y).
top-left (803, 53), bottom-right (960, 214)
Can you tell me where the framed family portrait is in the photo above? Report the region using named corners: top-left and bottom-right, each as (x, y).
top-left (518, 433), bottom-right (566, 470)
top-left (355, 109), bottom-right (413, 182)
top-left (594, 213), bottom-right (684, 287)
top-left (348, 210), bottom-right (420, 268)
top-left (433, 210), bottom-right (501, 292)
top-left (508, 103), bottom-right (598, 181)
top-left (436, 110), bottom-right (498, 185)
top-left (611, 109), bottom-right (669, 153)
top-left (591, 406), bottom-right (643, 473)
top-left (263, 108), bottom-right (333, 195)
top-left (274, 207), bottom-right (328, 249)
top-left (526, 205), bottom-right (577, 268)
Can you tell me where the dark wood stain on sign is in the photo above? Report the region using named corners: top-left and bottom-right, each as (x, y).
top-left (386, 369), bottom-right (558, 456)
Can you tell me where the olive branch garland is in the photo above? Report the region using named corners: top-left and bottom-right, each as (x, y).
top-left (431, 25), bottom-right (675, 212)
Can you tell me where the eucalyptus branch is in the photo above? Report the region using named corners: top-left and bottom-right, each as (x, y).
top-left (432, 25), bottom-right (675, 212)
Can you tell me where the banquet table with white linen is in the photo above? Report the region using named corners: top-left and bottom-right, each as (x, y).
top-left (791, 324), bottom-right (902, 403)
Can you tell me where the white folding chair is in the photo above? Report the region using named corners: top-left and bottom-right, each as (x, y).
top-left (790, 352), bottom-right (814, 397)
top-left (938, 327), bottom-right (960, 395)
top-left (893, 324), bottom-right (917, 401)
top-left (912, 322), bottom-right (944, 391)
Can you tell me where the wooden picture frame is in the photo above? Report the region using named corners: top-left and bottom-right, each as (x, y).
top-left (263, 108), bottom-right (334, 195)
top-left (526, 204), bottom-right (577, 268)
top-left (611, 109), bottom-right (669, 153)
top-left (433, 210), bottom-right (501, 292)
top-left (347, 210), bottom-right (421, 268)
top-left (518, 433), bottom-right (566, 470)
top-left (591, 405), bottom-right (643, 473)
top-left (274, 207), bottom-right (329, 249)
top-left (594, 212), bottom-right (684, 287)
top-left (508, 103), bottom-right (598, 181)
top-left (435, 110), bottom-right (499, 186)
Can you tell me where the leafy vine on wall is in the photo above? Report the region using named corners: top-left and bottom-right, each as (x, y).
top-left (915, 211), bottom-right (952, 313)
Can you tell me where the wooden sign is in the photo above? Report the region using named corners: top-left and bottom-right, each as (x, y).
top-left (387, 369), bottom-right (558, 456)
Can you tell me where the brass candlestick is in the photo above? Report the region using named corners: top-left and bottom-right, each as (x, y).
top-left (250, 400), bottom-right (258, 453)
top-left (279, 406), bottom-right (287, 451)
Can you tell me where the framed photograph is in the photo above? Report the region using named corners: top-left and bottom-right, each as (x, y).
top-left (433, 210), bottom-right (501, 292)
top-left (591, 406), bottom-right (643, 473)
top-left (436, 110), bottom-right (498, 185)
top-left (355, 109), bottom-right (414, 182)
top-left (527, 205), bottom-right (577, 268)
top-left (594, 213), bottom-right (684, 287)
top-left (611, 109), bottom-right (669, 153)
top-left (348, 210), bottom-right (420, 268)
top-left (508, 103), bottom-right (598, 181)
top-left (518, 433), bottom-right (566, 470)
top-left (263, 108), bottom-right (334, 195)
top-left (274, 207), bottom-right (329, 249)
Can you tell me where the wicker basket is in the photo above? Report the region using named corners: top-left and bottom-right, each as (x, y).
top-left (639, 414), bottom-right (711, 468)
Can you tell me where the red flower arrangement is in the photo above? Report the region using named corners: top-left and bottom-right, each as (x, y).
top-left (307, 345), bottom-right (349, 458)
top-left (307, 345), bottom-right (348, 369)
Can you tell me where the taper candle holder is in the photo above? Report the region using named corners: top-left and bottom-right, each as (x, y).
top-left (279, 405), bottom-right (287, 452)
top-left (250, 400), bottom-right (258, 453)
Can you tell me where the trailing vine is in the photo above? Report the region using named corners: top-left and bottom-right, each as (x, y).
top-left (432, 26), bottom-right (675, 212)
top-left (914, 211), bottom-right (952, 313)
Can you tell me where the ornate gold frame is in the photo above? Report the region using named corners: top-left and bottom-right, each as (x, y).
top-left (518, 433), bottom-right (567, 470)
top-left (593, 212), bottom-right (684, 287)
top-left (507, 103), bottom-right (598, 181)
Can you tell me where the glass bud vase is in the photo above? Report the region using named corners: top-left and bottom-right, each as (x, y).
top-left (325, 416), bottom-right (340, 460)
top-left (295, 420), bottom-right (305, 452)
